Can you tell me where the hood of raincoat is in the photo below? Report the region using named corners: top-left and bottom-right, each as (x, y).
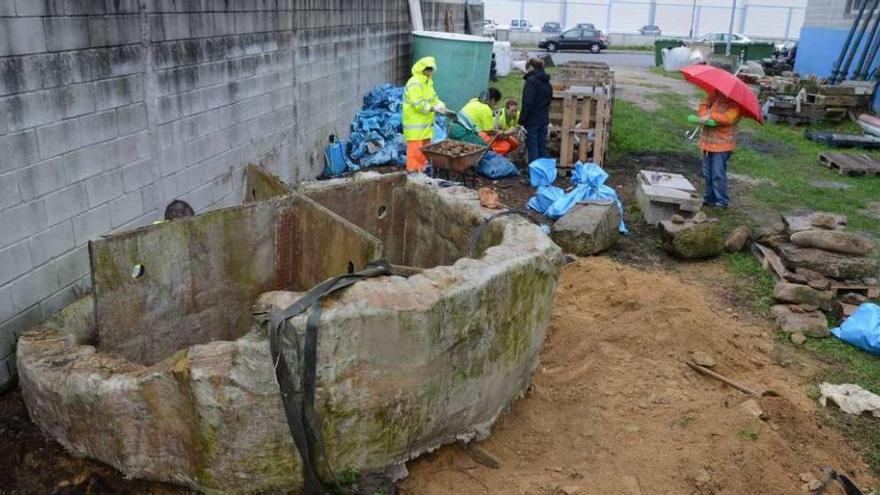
top-left (412, 57), bottom-right (437, 79)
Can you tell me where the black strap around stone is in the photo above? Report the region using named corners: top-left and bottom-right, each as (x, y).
top-left (268, 260), bottom-right (394, 495)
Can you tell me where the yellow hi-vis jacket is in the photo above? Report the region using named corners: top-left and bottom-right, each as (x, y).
top-left (497, 108), bottom-right (521, 130)
top-left (403, 57), bottom-right (444, 141)
top-left (459, 98), bottom-right (495, 132)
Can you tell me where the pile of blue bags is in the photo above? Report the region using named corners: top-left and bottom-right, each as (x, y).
top-left (527, 158), bottom-right (628, 234)
top-left (347, 84), bottom-right (408, 169)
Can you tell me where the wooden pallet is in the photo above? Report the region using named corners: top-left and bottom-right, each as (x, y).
top-left (556, 91), bottom-right (610, 169)
top-left (818, 151), bottom-right (880, 176)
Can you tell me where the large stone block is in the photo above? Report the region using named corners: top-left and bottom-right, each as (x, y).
top-left (551, 202), bottom-right (620, 255)
top-left (773, 282), bottom-right (835, 311)
top-left (659, 218), bottom-right (724, 259)
top-left (790, 229), bottom-right (875, 255)
top-left (18, 175), bottom-right (555, 493)
top-left (770, 304), bottom-right (829, 338)
top-left (777, 242), bottom-right (880, 280)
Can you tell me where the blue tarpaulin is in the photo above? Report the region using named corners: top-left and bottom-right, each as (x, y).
top-left (529, 158), bottom-right (557, 187)
top-left (832, 303), bottom-right (880, 355)
top-left (342, 84), bottom-right (451, 174)
top-left (528, 162), bottom-right (628, 234)
top-left (477, 151), bottom-right (520, 179)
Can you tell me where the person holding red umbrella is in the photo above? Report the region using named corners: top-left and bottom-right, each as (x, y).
top-left (679, 64), bottom-right (763, 209)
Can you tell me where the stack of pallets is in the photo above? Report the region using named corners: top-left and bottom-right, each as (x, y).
top-left (548, 62), bottom-right (614, 172)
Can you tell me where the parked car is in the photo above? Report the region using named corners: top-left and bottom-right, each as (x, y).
top-left (509, 19), bottom-right (532, 32)
top-left (698, 32), bottom-right (752, 44)
top-left (542, 22), bottom-right (562, 33)
top-left (640, 25), bottom-right (661, 36)
top-left (482, 19), bottom-right (497, 36)
top-left (539, 28), bottom-right (608, 53)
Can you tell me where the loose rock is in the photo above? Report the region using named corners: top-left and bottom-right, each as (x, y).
top-left (740, 399), bottom-right (766, 419)
top-left (724, 226), bottom-right (751, 253)
top-left (840, 292), bottom-right (867, 305)
top-left (770, 305), bottom-right (829, 337)
top-left (772, 282), bottom-right (835, 312)
top-left (692, 211), bottom-right (708, 224)
top-left (671, 214), bottom-right (686, 224)
top-left (790, 230), bottom-right (875, 255)
top-left (810, 213), bottom-right (840, 230)
top-left (692, 351), bottom-right (716, 368)
top-left (783, 212), bottom-right (846, 233)
top-left (552, 203), bottom-right (621, 256)
top-left (777, 242), bottom-right (880, 280)
top-left (790, 332), bottom-right (807, 345)
top-left (558, 486), bottom-right (580, 495)
top-left (659, 219), bottom-right (725, 259)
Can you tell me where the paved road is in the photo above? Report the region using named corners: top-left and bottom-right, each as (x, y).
top-left (524, 50), bottom-right (653, 68)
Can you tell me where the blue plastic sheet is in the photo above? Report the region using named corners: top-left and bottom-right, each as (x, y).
top-left (831, 303), bottom-right (880, 355)
top-left (527, 162), bottom-right (628, 234)
top-left (529, 158), bottom-right (557, 187)
top-left (527, 186), bottom-right (565, 213)
top-left (477, 151), bottom-right (520, 179)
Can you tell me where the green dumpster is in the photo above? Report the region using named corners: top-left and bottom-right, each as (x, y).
top-left (713, 42), bottom-right (747, 60)
top-left (654, 39), bottom-right (685, 67)
top-left (745, 42), bottom-right (774, 61)
top-left (412, 31), bottom-right (494, 112)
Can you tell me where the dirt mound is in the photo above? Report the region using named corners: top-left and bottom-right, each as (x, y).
top-left (401, 257), bottom-right (873, 494)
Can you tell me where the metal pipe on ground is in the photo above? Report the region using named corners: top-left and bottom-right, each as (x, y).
top-left (835, 0), bottom-right (880, 84)
top-left (855, 0), bottom-right (880, 79)
top-left (831, 0), bottom-right (871, 84)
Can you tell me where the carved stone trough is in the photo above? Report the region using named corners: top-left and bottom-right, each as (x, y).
top-left (17, 171), bottom-right (561, 493)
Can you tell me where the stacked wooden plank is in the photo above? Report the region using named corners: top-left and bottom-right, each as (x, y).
top-left (548, 62), bottom-right (614, 170)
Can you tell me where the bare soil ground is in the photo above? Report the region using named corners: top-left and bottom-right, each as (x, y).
top-left (400, 258), bottom-right (875, 495)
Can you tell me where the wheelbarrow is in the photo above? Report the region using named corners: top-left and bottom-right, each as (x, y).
top-left (420, 139), bottom-right (486, 187)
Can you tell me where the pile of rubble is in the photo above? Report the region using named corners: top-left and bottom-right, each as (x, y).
top-left (758, 77), bottom-right (874, 125)
top-left (753, 212), bottom-right (879, 340)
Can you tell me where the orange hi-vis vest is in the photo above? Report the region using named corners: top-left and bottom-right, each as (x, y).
top-left (698, 93), bottom-right (743, 153)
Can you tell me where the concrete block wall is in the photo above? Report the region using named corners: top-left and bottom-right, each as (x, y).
top-left (803, 0), bottom-right (852, 31)
top-left (0, 0), bottom-right (482, 389)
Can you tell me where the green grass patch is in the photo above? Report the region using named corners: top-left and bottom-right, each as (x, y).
top-left (723, 252), bottom-right (776, 315)
top-left (649, 66), bottom-right (684, 80)
top-left (738, 426), bottom-right (759, 441)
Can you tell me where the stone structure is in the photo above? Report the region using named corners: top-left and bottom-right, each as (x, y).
top-left (658, 218), bottom-right (725, 260)
top-left (17, 172), bottom-right (562, 492)
top-left (0, 1), bottom-right (484, 389)
top-left (551, 202), bottom-right (620, 256)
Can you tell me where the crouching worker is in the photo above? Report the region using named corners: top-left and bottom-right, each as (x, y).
top-left (403, 57), bottom-right (446, 173)
top-left (496, 98), bottom-right (522, 151)
top-left (450, 89), bottom-right (519, 156)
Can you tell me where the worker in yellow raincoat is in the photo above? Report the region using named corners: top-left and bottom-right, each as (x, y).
top-left (403, 57), bottom-right (446, 173)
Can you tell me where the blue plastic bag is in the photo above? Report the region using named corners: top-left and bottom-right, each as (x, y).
top-left (527, 186), bottom-right (565, 213)
top-left (537, 162), bottom-right (628, 233)
top-left (529, 158), bottom-right (557, 187)
top-left (478, 151), bottom-right (520, 179)
top-left (832, 303), bottom-right (880, 355)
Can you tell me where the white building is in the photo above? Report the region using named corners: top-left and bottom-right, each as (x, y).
top-left (484, 0), bottom-right (807, 40)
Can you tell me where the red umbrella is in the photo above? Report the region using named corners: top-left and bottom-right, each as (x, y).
top-left (679, 64), bottom-right (763, 124)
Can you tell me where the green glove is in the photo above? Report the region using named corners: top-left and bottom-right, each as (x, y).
top-left (687, 114), bottom-right (717, 127)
